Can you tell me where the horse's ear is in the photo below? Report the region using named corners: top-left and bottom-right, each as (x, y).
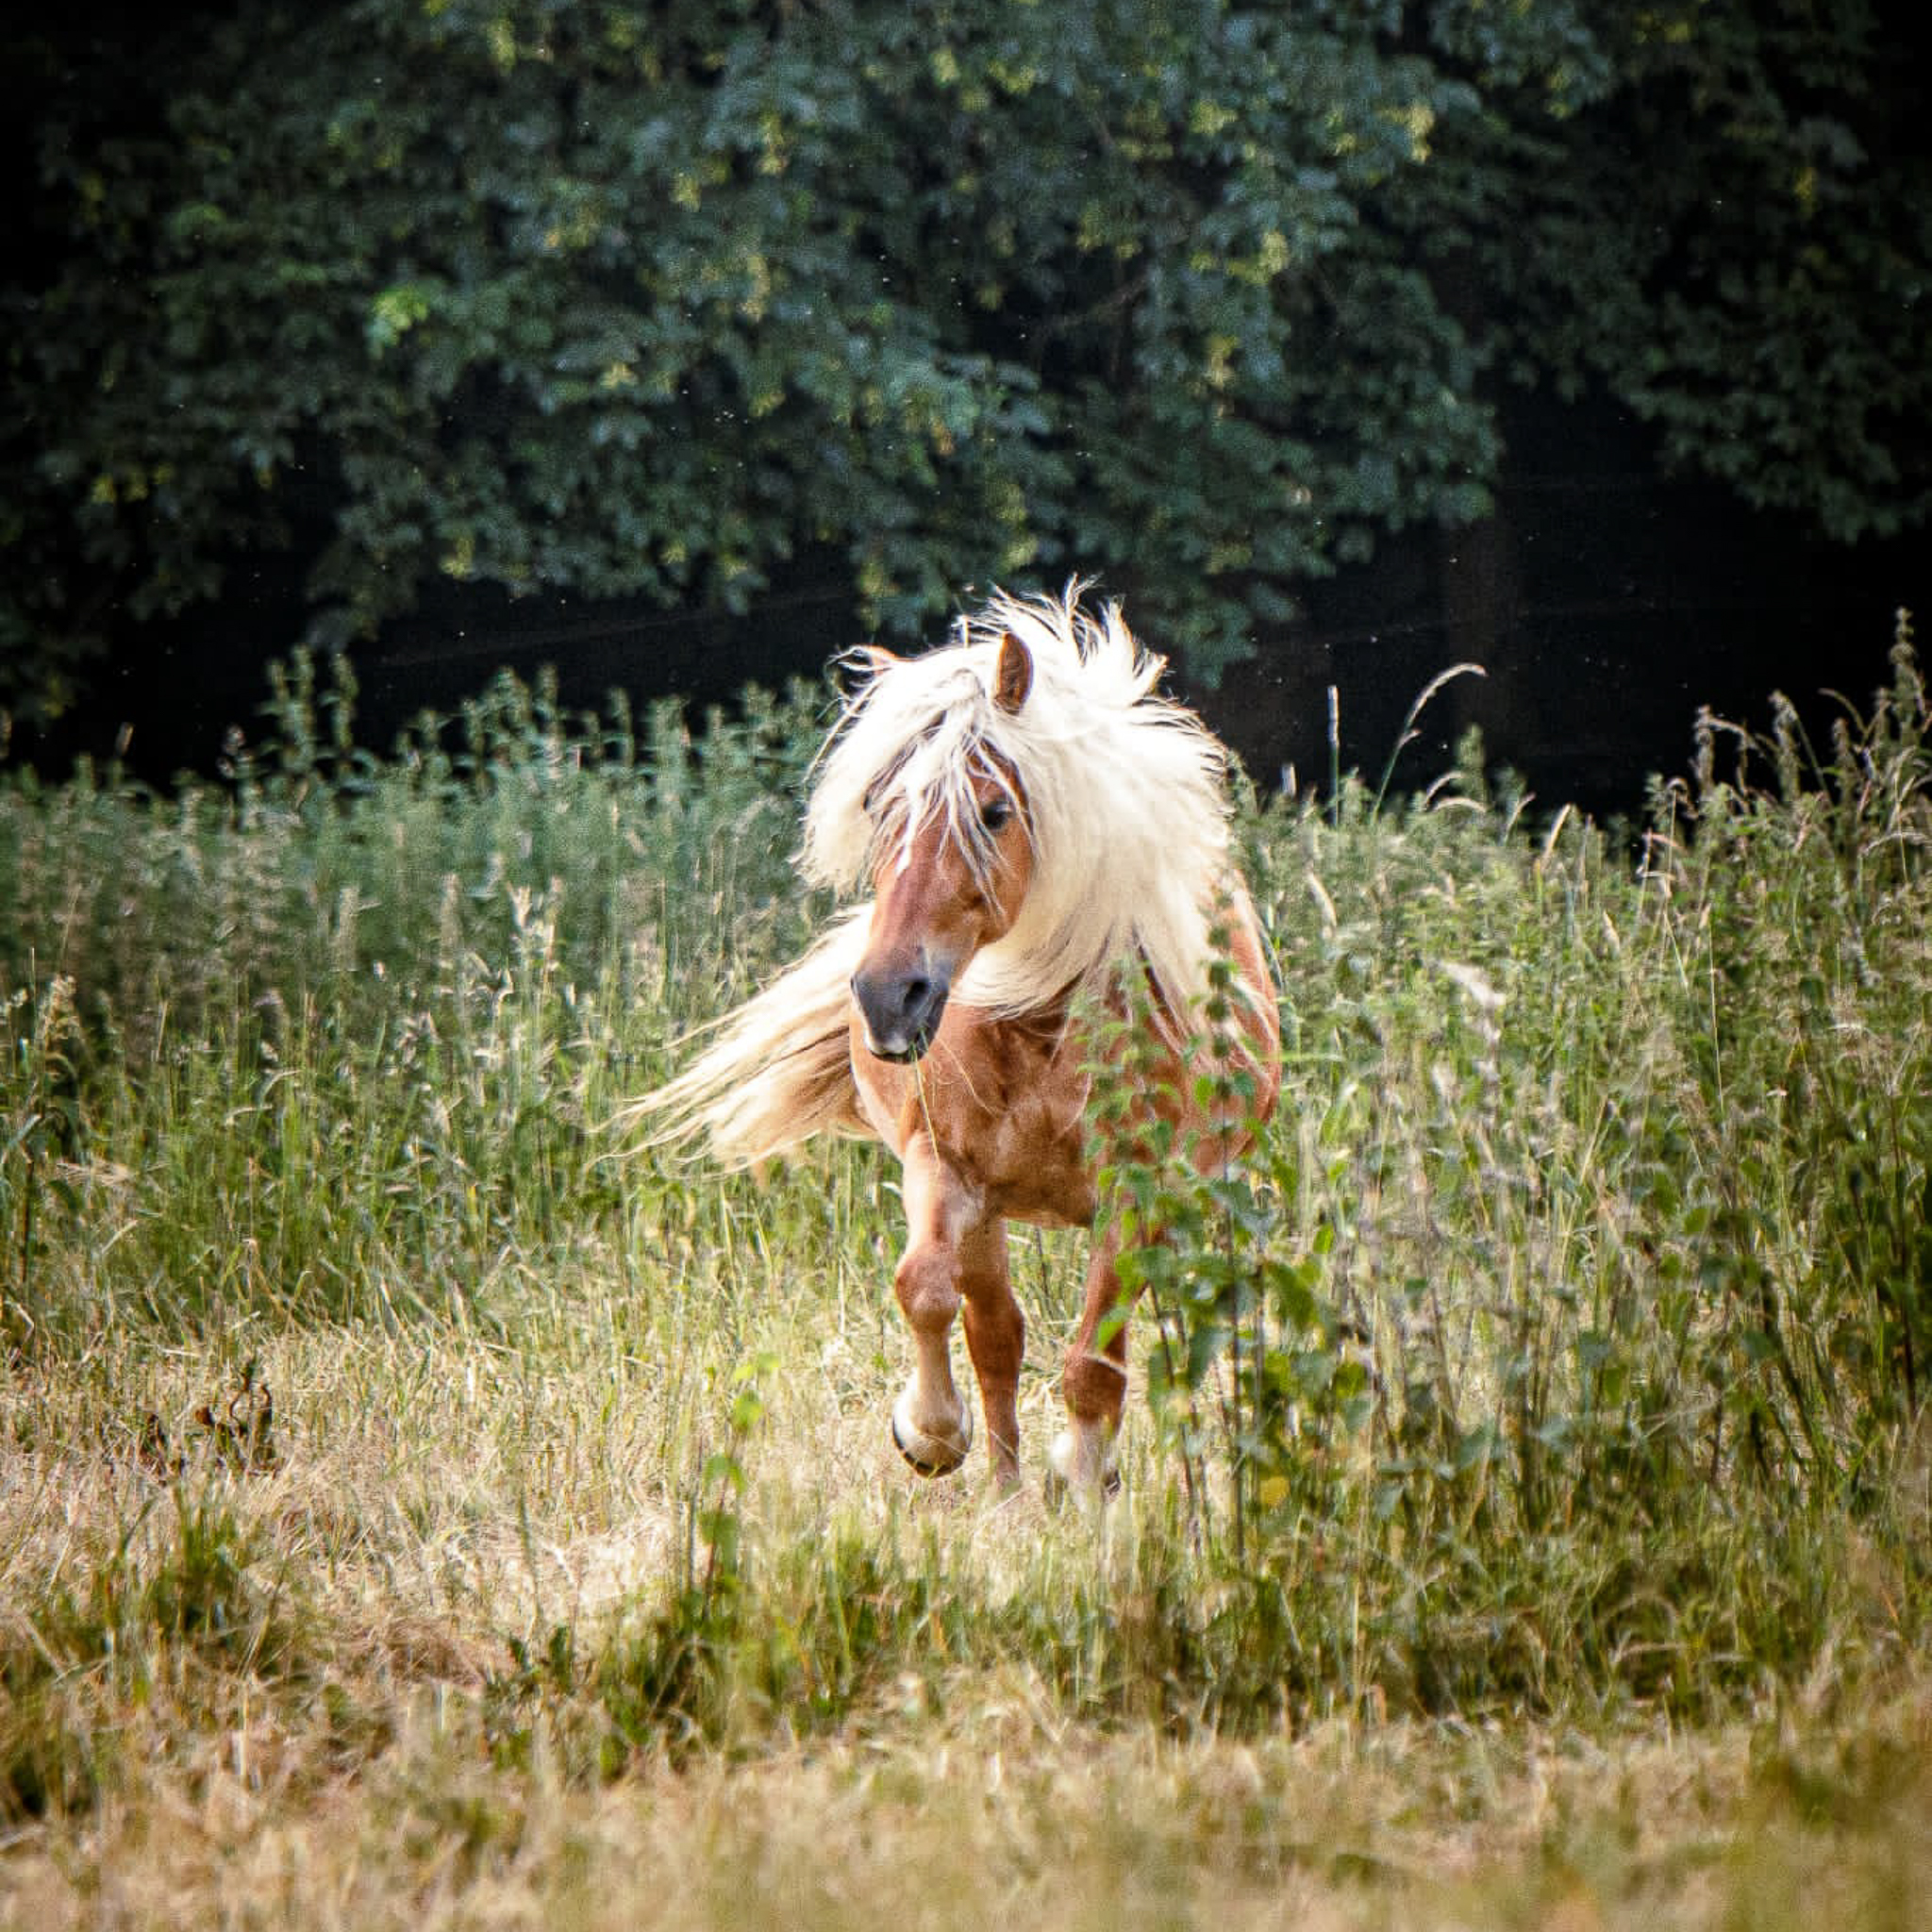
top-left (992, 631), bottom-right (1033, 714)
top-left (837, 645), bottom-right (898, 694)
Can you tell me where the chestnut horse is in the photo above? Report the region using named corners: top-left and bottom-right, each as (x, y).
top-left (638, 589), bottom-right (1279, 1494)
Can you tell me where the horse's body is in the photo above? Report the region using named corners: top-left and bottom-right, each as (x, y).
top-left (640, 589), bottom-right (1279, 1493)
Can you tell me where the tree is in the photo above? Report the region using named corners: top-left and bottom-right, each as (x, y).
top-left (4, 0), bottom-right (1926, 724)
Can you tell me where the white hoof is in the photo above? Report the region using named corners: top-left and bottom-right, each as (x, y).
top-left (1045, 1421), bottom-right (1120, 1502)
top-left (891, 1383), bottom-right (973, 1477)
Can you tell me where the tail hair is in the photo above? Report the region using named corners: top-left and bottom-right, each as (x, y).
top-left (623, 908), bottom-right (871, 1169)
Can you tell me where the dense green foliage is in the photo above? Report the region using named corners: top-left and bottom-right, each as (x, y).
top-left (1091, 638), bottom-right (1932, 1713)
top-left (6, 0), bottom-right (1927, 721)
top-left (4, 622), bottom-right (1928, 1763)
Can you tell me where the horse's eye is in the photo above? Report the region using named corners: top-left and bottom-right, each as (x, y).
top-left (979, 796), bottom-right (1014, 834)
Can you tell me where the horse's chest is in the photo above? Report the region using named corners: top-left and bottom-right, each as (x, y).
top-left (975, 1077), bottom-right (1094, 1224)
top-left (852, 1009), bottom-right (1097, 1226)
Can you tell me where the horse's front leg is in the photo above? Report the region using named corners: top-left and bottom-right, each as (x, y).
top-left (889, 1140), bottom-right (979, 1478)
top-left (958, 1217), bottom-right (1024, 1491)
top-left (1049, 1219), bottom-right (1129, 1498)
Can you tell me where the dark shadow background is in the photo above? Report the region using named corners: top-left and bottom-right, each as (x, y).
top-left (5, 7), bottom-right (1924, 821)
top-left (35, 375), bottom-right (1919, 824)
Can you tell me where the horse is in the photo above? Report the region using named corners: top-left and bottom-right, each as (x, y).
top-left (636, 587), bottom-right (1280, 1495)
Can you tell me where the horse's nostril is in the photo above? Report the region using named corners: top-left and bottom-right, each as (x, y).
top-left (853, 963), bottom-right (950, 1058)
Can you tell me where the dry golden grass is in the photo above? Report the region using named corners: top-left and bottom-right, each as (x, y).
top-left (4, 1287), bottom-right (1927, 1932)
top-left (5, 1659), bottom-right (1927, 1929)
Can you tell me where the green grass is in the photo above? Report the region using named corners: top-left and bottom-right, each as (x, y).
top-left (1, 624), bottom-right (1928, 1925)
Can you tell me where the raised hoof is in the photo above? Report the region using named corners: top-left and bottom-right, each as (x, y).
top-left (891, 1385), bottom-right (973, 1478)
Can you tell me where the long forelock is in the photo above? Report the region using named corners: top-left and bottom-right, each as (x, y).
top-left (801, 588), bottom-right (1232, 1015)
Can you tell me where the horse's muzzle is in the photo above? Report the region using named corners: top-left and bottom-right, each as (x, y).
top-left (852, 963), bottom-right (952, 1062)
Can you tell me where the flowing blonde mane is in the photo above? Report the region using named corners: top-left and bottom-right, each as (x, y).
top-left (802, 586), bottom-right (1235, 1019)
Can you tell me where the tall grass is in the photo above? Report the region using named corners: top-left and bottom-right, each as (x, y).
top-left (1081, 621), bottom-right (1930, 1720)
top-left (2, 622), bottom-right (1928, 1861)
top-left (0, 655), bottom-right (841, 1338)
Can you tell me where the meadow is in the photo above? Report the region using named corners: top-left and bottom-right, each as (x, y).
top-left (2, 628), bottom-right (1928, 1928)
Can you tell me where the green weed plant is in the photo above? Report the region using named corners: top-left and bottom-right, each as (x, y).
top-left (1081, 616), bottom-right (1930, 1721)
